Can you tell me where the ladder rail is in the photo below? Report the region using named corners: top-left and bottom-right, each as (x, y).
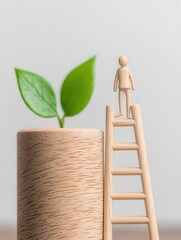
top-left (104, 105), bottom-right (114, 240)
top-left (131, 105), bottom-right (159, 239)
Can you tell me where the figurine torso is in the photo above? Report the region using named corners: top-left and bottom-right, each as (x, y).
top-left (118, 66), bottom-right (131, 89)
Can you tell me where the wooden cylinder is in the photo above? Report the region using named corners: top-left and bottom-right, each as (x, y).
top-left (17, 129), bottom-right (104, 240)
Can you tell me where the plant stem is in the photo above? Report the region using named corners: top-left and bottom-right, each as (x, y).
top-left (57, 114), bottom-right (65, 128)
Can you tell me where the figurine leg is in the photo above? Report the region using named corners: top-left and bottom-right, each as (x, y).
top-left (125, 89), bottom-right (131, 118)
top-left (118, 90), bottom-right (124, 116)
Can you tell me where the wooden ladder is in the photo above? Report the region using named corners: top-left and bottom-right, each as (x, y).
top-left (104, 104), bottom-right (159, 240)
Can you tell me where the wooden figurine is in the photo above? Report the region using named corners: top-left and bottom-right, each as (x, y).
top-left (113, 56), bottom-right (135, 118)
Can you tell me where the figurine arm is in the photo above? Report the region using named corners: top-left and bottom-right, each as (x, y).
top-left (129, 70), bottom-right (135, 90)
top-left (113, 70), bottom-right (119, 92)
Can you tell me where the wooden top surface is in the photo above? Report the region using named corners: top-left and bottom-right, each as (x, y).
top-left (18, 128), bottom-right (103, 133)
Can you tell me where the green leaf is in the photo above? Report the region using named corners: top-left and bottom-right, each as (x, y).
top-left (15, 69), bottom-right (57, 118)
top-left (60, 56), bottom-right (96, 116)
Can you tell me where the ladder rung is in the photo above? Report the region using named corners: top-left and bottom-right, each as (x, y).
top-left (112, 168), bottom-right (142, 175)
top-left (112, 143), bottom-right (138, 150)
top-left (113, 119), bottom-right (136, 126)
top-left (111, 192), bottom-right (146, 200)
top-left (111, 216), bottom-right (149, 224)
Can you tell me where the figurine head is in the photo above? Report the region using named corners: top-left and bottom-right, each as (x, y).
top-left (119, 56), bottom-right (127, 66)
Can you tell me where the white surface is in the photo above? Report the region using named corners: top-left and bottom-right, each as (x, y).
top-left (0, 0), bottom-right (181, 224)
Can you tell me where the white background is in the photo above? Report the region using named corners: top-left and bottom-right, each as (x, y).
top-left (0, 0), bottom-right (181, 226)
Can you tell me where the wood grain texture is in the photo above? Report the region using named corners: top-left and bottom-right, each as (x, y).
top-left (17, 129), bottom-right (103, 240)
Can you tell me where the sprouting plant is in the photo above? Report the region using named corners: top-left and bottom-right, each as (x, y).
top-left (15, 56), bottom-right (96, 127)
